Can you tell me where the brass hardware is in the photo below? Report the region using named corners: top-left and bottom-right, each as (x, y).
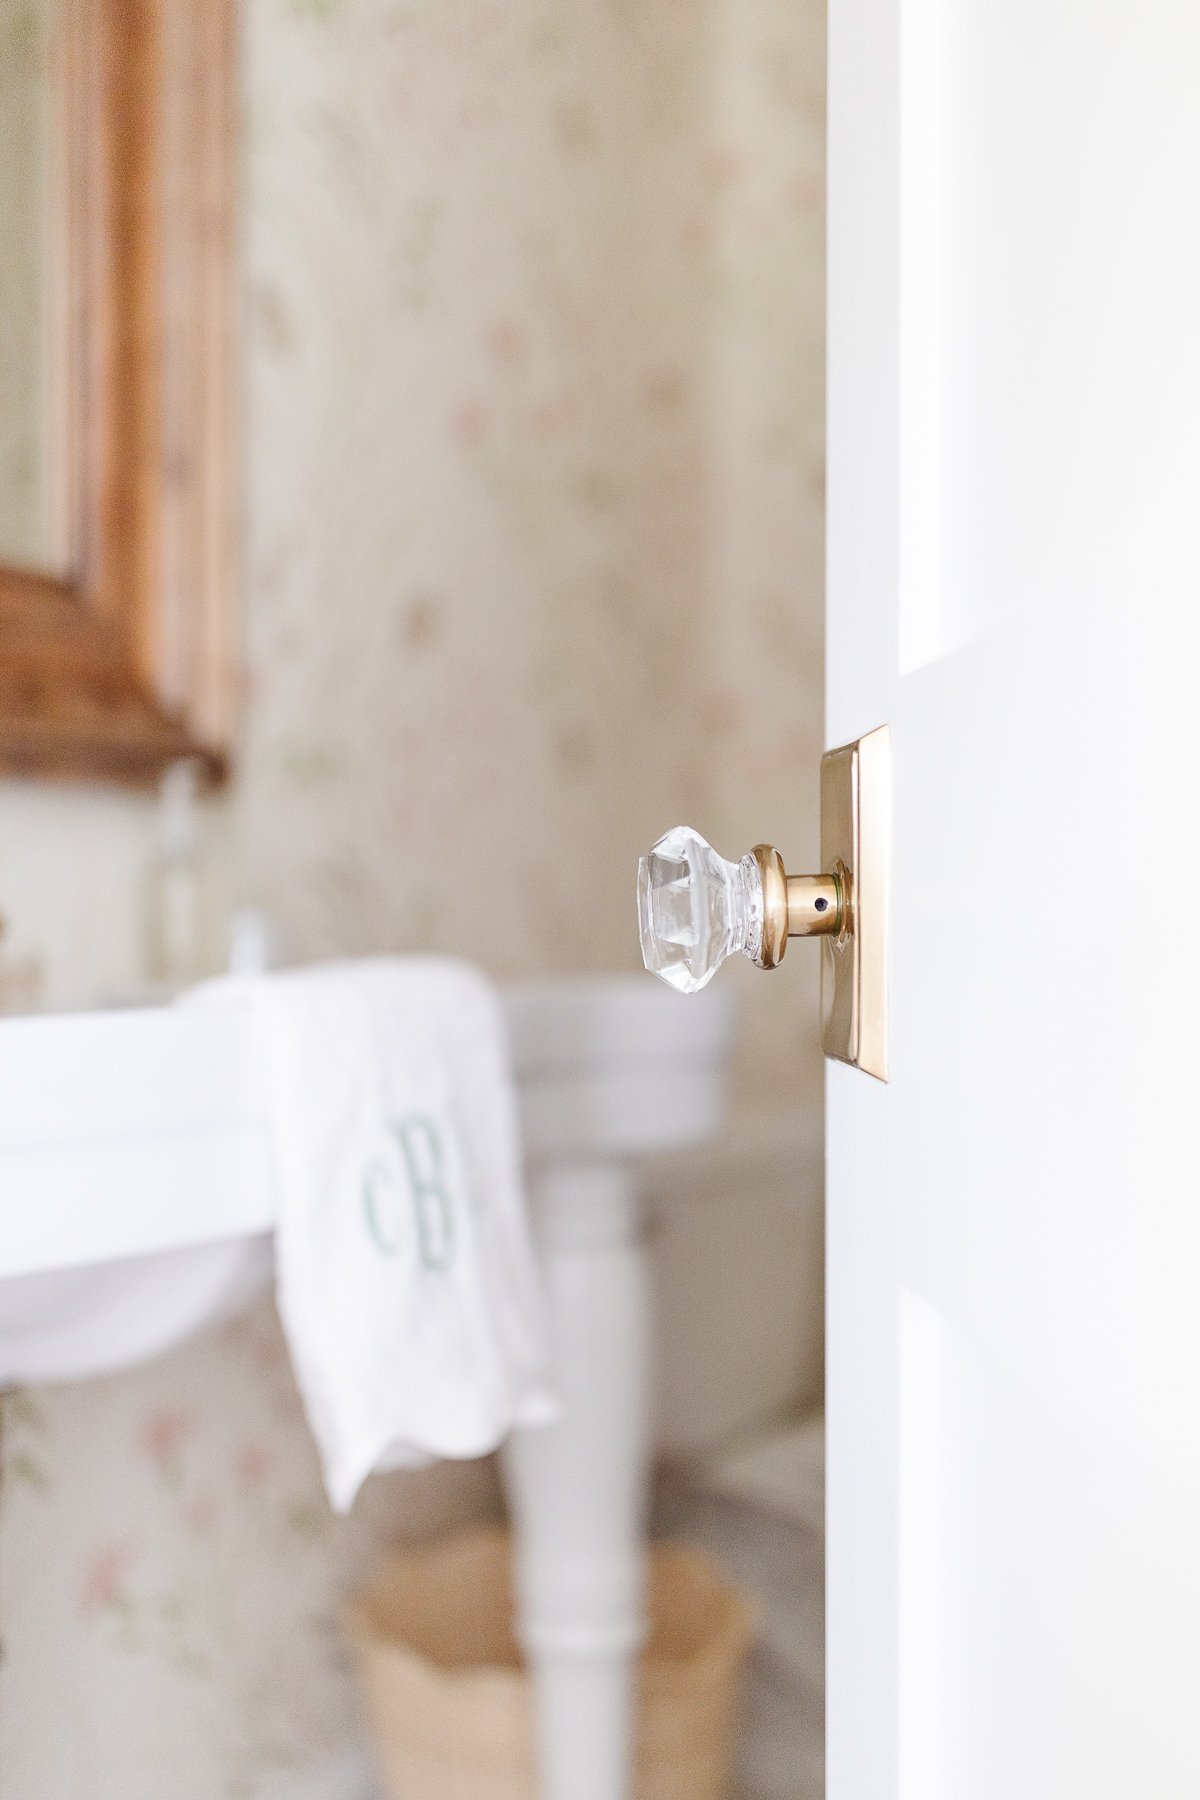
top-left (748, 724), bottom-right (891, 1080)
top-left (787, 872), bottom-right (843, 938)
top-left (637, 724), bottom-right (889, 1074)
top-left (820, 725), bottom-right (890, 1082)
top-left (749, 847), bottom-right (841, 970)
top-left (750, 845), bottom-right (787, 968)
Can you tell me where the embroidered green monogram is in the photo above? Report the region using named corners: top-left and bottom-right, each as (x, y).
top-left (395, 1113), bottom-right (456, 1272)
top-left (362, 1112), bottom-right (457, 1272)
top-left (362, 1155), bottom-right (403, 1257)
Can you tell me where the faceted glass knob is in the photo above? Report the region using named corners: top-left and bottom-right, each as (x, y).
top-left (637, 825), bottom-right (763, 994)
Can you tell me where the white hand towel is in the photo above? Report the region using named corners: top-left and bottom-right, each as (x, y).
top-left (202, 958), bottom-right (555, 1511)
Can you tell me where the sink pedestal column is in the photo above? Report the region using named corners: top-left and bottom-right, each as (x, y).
top-left (503, 1161), bottom-right (652, 1800)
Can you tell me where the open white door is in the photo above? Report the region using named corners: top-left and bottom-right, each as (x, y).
top-left (827, 3), bottom-right (1200, 1795)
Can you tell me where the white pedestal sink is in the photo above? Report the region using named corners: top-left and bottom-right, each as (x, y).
top-left (0, 973), bottom-right (731, 1800)
top-left (503, 980), bottom-right (731, 1800)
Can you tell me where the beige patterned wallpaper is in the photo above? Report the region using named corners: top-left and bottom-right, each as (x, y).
top-left (0, 1), bottom-right (825, 1792)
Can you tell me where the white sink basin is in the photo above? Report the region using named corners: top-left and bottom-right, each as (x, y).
top-left (0, 976), bottom-right (731, 1384)
top-left (505, 977), bottom-right (731, 1163)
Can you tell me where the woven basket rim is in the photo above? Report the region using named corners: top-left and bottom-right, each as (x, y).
top-left (346, 1526), bottom-right (760, 1689)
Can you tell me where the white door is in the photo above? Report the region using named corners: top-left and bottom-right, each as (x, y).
top-left (827, 3), bottom-right (1200, 1796)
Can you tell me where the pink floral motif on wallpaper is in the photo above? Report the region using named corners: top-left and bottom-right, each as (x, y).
top-left (140, 1405), bottom-right (193, 1470)
top-left (79, 1542), bottom-right (138, 1618)
top-left (235, 1440), bottom-right (273, 1494)
top-left (483, 317), bottom-right (527, 366)
top-left (185, 1491), bottom-right (220, 1535)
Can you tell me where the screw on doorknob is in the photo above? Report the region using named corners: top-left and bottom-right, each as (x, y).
top-left (637, 826), bottom-right (842, 994)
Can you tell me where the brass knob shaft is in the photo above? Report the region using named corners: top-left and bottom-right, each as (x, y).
top-left (750, 845), bottom-right (842, 969)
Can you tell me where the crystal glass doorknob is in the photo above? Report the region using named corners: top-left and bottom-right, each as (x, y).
top-left (636, 727), bottom-right (891, 1082)
top-left (637, 826), bottom-right (842, 994)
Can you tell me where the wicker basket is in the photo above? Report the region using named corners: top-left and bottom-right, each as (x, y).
top-left (346, 1526), bottom-right (758, 1800)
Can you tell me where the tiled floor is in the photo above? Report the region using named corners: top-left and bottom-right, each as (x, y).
top-left (652, 1415), bottom-right (825, 1800)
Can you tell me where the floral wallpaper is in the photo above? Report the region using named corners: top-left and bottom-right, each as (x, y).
top-left (232, 0), bottom-right (825, 1104)
top-left (0, 1305), bottom-right (498, 1798)
top-left (0, 0), bottom-right (825, 1792)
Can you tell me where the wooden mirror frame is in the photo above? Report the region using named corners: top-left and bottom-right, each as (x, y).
top-left (0, 0), bottom-right (237, 784)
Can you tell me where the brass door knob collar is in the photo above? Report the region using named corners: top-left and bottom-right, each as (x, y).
top-left (750, 845), bottom-right (843, 969)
